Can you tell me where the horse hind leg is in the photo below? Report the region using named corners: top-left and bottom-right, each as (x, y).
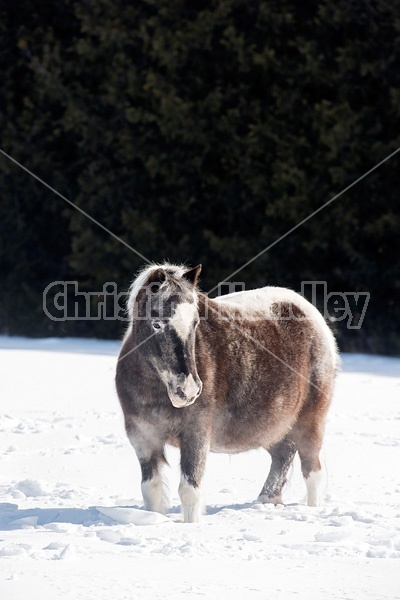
top-left (258, 436), bottom-right (297, 505)
top-left (293, 385), bottom-right (332, 507)
top-left (299, 445), bottom-right (324, 507)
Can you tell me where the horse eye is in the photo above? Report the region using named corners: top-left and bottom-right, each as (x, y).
top-left (152, 321), bottom-right (161, 330)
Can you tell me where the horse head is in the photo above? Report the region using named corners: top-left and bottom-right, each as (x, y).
top-left (130, 264), bottom-right (203, 408)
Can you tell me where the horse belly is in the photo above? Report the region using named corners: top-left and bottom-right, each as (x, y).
top-left (210, 405), bottom-right (294, 454)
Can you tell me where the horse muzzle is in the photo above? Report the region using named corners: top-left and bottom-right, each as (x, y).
top-left (167, 374), bottom-right (203, 408)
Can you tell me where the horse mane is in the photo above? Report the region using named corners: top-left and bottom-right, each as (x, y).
top-left (127, 262), bottom-right (195, 318)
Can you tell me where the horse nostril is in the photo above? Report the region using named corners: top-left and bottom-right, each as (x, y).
top-left (176, 387), bottom-right (187, 400)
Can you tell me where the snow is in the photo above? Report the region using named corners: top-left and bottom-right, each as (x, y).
top-left (0, 336), bottom-right (399, 599)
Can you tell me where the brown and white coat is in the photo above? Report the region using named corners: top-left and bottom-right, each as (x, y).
top-left (116, 263), bottom-right (338, 522)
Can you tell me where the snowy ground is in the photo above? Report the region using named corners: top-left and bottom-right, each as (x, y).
top-left (0, 336), bottom-right (399, 600)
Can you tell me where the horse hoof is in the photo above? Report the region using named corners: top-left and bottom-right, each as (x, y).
top-left (258, 494), bottom-right (283, 506)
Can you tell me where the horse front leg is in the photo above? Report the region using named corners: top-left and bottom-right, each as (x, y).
top-left (139, 453), bottom-right (169, 514)
top-left (179, 433), bottom-right (209, 523)
top-left (126, 423), bottom-right (168, 514)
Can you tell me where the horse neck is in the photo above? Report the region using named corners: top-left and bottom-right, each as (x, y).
top-left (197, 293), bottom-right (233, 327)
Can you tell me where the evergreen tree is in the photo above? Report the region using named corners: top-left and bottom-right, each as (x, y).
top-left (0, 0), bottom-right (399, 350)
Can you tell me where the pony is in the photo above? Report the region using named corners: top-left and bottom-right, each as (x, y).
top-left (115, 263), bottom-right (337, 522)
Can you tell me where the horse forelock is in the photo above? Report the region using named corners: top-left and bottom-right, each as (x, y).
top-left (127, 263), bottom-right (198, 320)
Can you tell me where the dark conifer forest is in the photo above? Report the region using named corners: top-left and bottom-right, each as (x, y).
top-left (0, 1), bottom-right (399, 353)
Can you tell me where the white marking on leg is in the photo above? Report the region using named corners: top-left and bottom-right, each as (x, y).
top-left (179, 475), bottom-right (203, 523)
top-left (305, 469), bottom-right (324, 507)
top-left (142, 472), bottom-right (168, 514)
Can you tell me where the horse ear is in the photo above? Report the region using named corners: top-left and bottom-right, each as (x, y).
top-left (183, 264), bottom-right (202, 287)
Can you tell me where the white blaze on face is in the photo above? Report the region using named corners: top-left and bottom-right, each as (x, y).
top-left (170, 301), bottom-right (197, 341)
top-left (159, 299), bottom-right (201, 407)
